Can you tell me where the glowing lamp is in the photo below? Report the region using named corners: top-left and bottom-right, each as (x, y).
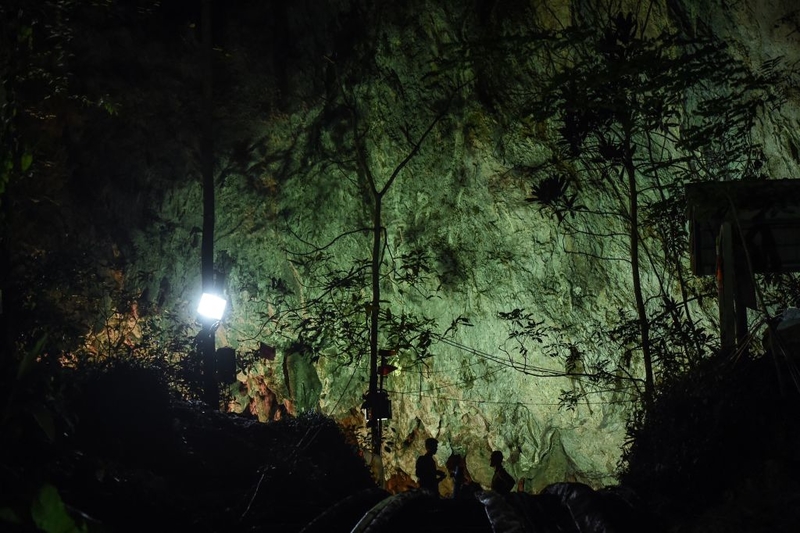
top-left (197, 292), bottom-right (227, 321)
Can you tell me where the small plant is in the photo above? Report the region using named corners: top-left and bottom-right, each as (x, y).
top-left (0, 337), bottom-right (96, 533)
top-left (526, 173), bottom-right (583, 223)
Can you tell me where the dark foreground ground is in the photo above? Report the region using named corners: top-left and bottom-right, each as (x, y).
top-left (2, 348), bottom-right (799, 532)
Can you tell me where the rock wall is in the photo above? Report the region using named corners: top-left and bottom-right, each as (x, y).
top-left (21, 0), bottom-right (797, 492)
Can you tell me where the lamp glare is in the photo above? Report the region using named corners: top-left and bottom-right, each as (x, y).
top-left (198, 293), bottom-right (227, 320)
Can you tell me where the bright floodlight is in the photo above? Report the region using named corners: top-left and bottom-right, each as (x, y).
top-left (197, 292), bottom-right (227, 321)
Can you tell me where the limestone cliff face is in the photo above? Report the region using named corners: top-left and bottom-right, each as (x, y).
top-left (11, 0), bottom-right (799, 493)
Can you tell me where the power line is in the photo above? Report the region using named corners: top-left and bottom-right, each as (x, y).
top-left (432, 334), bottom-right (567, 378)
top-left (399, 355), bottom-right (491, 376)
top-left (386, 335), bottom-right (640, 407)
top-left (398, 364), bottom-right (509, 394)
top-left (385, 386), bottom-right (639, 407)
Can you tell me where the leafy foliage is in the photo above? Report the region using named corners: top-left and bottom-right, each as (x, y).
top-left (619, 351), bottom-right (800, 527)
top-left (526, 173), bottom-right (582, 223)
top-left (503, 10), bottom-right (785, 409)
top-left (4, 351), bottom-right (376, 532)
top-left (497, 308), bottom-right (549, 360)
top-left (271, 238), bottom-right (448, 372)
top-left (0, 338), bottom-right (90, 532)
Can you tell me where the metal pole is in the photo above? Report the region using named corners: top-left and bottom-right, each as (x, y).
top-left (200, 0), bottom-right (219, 409)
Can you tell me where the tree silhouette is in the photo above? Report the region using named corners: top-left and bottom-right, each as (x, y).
top-left (507, 11), bottom-right (782, 408)
top-left (244, 45), bottom-right (468, 478)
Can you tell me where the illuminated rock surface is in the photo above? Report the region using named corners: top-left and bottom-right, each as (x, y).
top-left (2, 1), bottom-right (800, 531)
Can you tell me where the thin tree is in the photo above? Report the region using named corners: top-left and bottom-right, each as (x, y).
top-left (348, 91), bottom-right (454, 456)
top-left (519, 12), bottom-right (780, 408)
top-left (251, 73), bottom-right (466, 475)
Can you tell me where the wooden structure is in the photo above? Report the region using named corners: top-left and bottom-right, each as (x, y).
top-left (686, 179), bottom-right (800, 354)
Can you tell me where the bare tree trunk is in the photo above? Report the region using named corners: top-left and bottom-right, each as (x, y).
top-left (348, 88), bottom-right (456, 483)
top-left (624, 131), bottom-right (654, 408)
top-left (369, 194), bottom-right (382, 454)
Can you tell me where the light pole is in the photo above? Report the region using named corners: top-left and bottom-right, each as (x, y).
top-left (197, 292), bottom-right (226, 408)
top-left (199, 0), bottom-right (217, 408)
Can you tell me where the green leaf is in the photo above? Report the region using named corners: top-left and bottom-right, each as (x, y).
top-left (102, 100), bottom-right (119, 116)
top-left (21, 152), bottom-right (33, 172)
top-left (0, 157), bottom-right (11, 194)
top-left (16, 334), bottom-right (48, 380)
top-left (18, 25), bottom-right (33, 45)
top-left (31, 484), bottom-right (85, 533)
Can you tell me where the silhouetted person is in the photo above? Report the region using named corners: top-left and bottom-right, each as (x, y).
top-left (450, 454), bottom-right (465, 499)
top-left (446, 453), bottom-right (481, 499)
top-left (416, 438), bottom-right (446, 495)
top-left (490, 450), bottom-right (515, 494)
